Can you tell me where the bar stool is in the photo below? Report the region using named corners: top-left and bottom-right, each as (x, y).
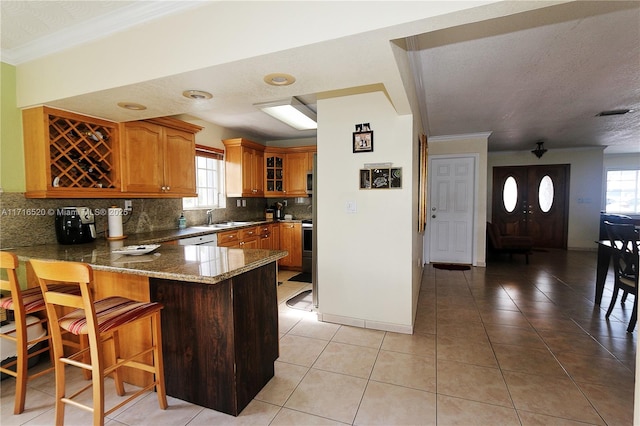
top-left (29, 259), bottom-right (167, 426)
top-left (0, 251), bottom-right (81, 414)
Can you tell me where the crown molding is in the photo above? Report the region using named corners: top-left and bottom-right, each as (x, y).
top-left (1, 1), bottom-right (202, 65)
top-left (428, 132), bottom-right (492, 142)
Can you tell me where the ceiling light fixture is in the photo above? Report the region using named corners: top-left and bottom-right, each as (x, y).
top-left (117, 102), bottom-right (147, 111)
top-left (263, 73), bottom-right (296, 86)
top-left (531, 140), bottom-right (548, 159)
top-left (254, 97), bottom-right (317, 130)
top-left (182, 90), bottom-right (213, 100)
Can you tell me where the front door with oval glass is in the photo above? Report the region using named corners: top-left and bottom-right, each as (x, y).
top-left (492, 165), bottom-right (569, 249)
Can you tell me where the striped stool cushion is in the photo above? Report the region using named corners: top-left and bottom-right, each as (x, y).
top-left (60, 297), bottom-right (162, 335)
top-left (0, 285), bottom-right (79, 313)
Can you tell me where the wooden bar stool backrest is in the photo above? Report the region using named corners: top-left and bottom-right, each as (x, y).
top-left (29, 259), bottom-right (167, 426)
top-left (0, 251), bottom-right (57, 414)
top-left (603, 221), bottom-right (639, 332)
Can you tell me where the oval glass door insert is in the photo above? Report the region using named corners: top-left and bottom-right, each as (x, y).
top-left (539, 175), bottom-right (554, 212)
top-left (503, 176), bottom-right (518, 213)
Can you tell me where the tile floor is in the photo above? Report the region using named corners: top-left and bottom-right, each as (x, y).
top-left (1, 249), bottom-right (636, 425)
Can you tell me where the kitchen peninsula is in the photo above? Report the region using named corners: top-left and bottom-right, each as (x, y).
top-left (11, 238), bottom-right (287, 416)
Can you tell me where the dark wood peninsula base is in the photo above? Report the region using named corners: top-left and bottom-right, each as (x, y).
top-left (149, 262), bottom-right (279, 416)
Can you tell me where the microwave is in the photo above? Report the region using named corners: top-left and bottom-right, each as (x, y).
top-left (306, 171), bottom-right (313, 195)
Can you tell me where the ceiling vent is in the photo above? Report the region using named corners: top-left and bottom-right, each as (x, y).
top-left (596, 109), bottom-right (633, 117)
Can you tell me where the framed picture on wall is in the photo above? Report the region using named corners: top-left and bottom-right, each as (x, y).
top-left (353, 123), bottom-right (373, 153)
top-left (359, 169), bottom-right (371, 189)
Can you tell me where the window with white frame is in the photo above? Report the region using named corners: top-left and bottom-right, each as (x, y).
top-left (183, 145), bottom-right (226, 209)
top-left (605, 169), bottom-right (640, 214)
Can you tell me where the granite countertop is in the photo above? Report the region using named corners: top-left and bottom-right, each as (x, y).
top-left (11, 234), bottom-right (287, 286)
top-left (131, 219), bottom-right (304, 244)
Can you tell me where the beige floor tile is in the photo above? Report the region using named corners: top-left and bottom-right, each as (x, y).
top-left (0, 388), bottom-right (55, 426)
top-left (284, 369), bottom-right (367, 424)
top-left (436, 321), bottom-right (488, 342)
top-left (503, 371), bottom-right (604, 424)
top-left (578, 382), bottom-right (634, 426)
top-left (517, 410), bottom-right (602, 425)
top-left (331, 325), bottom-right (385, 349)
top-left (538, 330), bottom-right (612, 358)
top-left (288, 318), bottom-right (340, 341)
top-left (484, 323), bottom-right (545, 348)
top-left (312, 342), bottom-right (378, 379)
top-left (370, 350), bottom-right (436, 392)
top-left (381, 331), bottom-right (435, 357)
top-left (436, 306), bottom-right (483, 323)
top-left (555, 352), bottom-right (635, 387)
top-left (188, 400), bottom-right (280, 425)
top-left (437, 360), bottom-right (512, 407)
top-left (254, 361), bottom-right (309, 406)
top-left (479, 309), bottom-right (531, 327)
top-left (278, 334), bottom-right (328, 367)
top-left (354, 381), bottom-right (436, 425)
top-left (436, 395), bottom-right (520, 425)
top-left (270, 408), bottom-right (347, 425)
top-left (436, 335), bottom-right (498, 368)
top-left (113, 393), bottom-right (205, 426)
top-left (493, 344), bottom-right (567, 377)
top-left (525, 315), bottom-right (585, 333)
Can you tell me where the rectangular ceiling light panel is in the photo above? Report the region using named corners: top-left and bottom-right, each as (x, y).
top-left (255, 97), bottom-right (317, 130)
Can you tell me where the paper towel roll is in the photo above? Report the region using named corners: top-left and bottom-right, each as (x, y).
top-left (108, 207), bottom-right (124, 238)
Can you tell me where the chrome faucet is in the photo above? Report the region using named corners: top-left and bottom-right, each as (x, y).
top-left (206, 210), bottom-right (213, 225)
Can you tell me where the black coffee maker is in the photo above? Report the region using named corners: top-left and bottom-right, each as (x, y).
top-left (55, 207), bottom-right (96, 244)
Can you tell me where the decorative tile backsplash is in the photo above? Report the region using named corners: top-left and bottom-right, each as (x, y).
top-left (0, 193), bottom-right (312, 248)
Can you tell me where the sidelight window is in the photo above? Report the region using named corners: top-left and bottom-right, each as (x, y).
top-left (503, 176), bottom-right (518, 213)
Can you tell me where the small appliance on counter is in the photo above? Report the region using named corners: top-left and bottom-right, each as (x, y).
top-left (55, 207), bottom-right (96, 244)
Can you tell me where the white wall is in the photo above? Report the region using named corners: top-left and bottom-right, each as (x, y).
top-left (317, 91), bottom-right (417, 333)
top-left (488, 147), bottom-right (604, 250)
top-left (426, 134), bottom-right (489, 266)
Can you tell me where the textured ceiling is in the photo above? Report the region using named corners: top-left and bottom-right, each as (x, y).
top-left (1, 1), bottom-right (134, 49)
top-left (2, 1), bottom-right (639, 153)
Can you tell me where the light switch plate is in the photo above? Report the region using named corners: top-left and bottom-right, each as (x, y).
top-left (346, 200), bottom-right (357, 213)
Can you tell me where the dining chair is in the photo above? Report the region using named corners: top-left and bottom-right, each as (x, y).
top-left (29, 258), bottom-right (167, 426)
top-left (0, 251), bottom-right (82, 414)
top-left (603, 221), bottom-right (639, 332)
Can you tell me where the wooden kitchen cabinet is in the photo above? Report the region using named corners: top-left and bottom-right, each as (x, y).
top-left (285, 150), bottom-right (313, 196)
top-left (223, 138), bottom-right (265, 197)
top-left (264, 152), bottom-right (285, 197)
top-left (263, 146), bottom-right (315, 198)
top-left (22, 106), bottom-right (122, 198)
top-left (258, 223), bottom-right (279, 250)
top-left (278, 222), bottom-right (302, 269)
top-left (217, 227), bottom-right (260, 248)
top-left (121, 118), bottom-right (201, 197)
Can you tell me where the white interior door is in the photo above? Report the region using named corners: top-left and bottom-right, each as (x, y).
top-left (428, 156), bottom-right (475, 264)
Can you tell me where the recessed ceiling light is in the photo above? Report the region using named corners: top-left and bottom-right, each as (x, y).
top-left (263, 73), bottom-right (296, 86)
top-left (182, 90), bottom-right (213, 100)
top-left (596, 109), bottom-right (634, 117)
top-left (117, 102), bottom-right (147, 111)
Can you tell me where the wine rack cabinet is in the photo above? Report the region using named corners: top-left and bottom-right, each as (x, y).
top-left (23, 106), bottom-right (121, 198)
